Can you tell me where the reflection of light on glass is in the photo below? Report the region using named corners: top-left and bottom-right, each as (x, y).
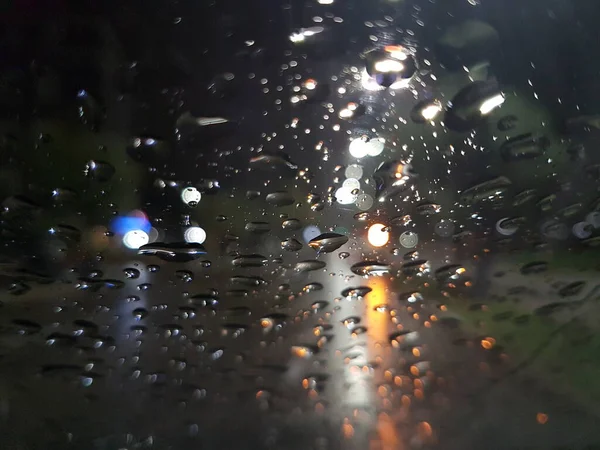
top-left (479, 93), bottom-right (505, 114)
top-left (399, 231), bottom-right (418, 248)
top-left (290, 26), bottom-right (324, 43)
top-left (302, 27), bottom-right (324, 36)
top-left (384, 45), bottom-right (408, 60)
top-left (317, 0), bottom-right (334, 3)
top-left (572, 221), bottom-right (592, 239)
top-left (289, 33), bottom-right (305, 43)
top-left (148, 227), bottom-right (159, 243)
top-left (345, 164), bottom-right (363, 180)
top-left (184, 226), bottom-right (207, 244)
top-left (304, 79), bottom-right (318, 90)
top-left (349, 137), bottom-right (369, 158)
top-left (388, 77), bottom-right (412, 90)
top-left (421, 103), bottom-right (442, 120)
top-left (123, 230), bottom-right (149, 249)
top-left (342, 178), bottom-right (360, 191)
top-left (291, 345), bottom-right (313, 359)
top-left (394, 162), bottom-right (408, 178)
top-left (335, 187), bottom-right (357, 205)
top-left (361, 69), bottom-right (385, 91)
top-left (368, 224), bottom-right (389, 247)
top-left (111, 212), bottom-right (151, 235)
top-left (367, 138), bottom-right (384, 156)
top-left (366, 277), bottom-right (389, 354)
top-left (374, 59), bottom-right (404, 73)
top-left (181, 187), bottom-right (201, 205)
top-left (339, 108), bottom-right (353, 118)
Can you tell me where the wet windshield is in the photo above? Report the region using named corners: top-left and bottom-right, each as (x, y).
top-left (1, 0), bottom-right (600, 448)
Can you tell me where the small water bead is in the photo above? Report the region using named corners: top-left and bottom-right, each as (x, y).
top-left (123, 268), bottom-right (141, 279)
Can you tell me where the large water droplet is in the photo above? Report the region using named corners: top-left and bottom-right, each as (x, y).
top-left (308, 232), bottom-right (349, 253)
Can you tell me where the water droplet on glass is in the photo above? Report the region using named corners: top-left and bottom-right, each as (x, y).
top-left (281, 238), bottom-right (303, 251)
top-left (295, 260), bottom-right (327, 272)
top-left (84, 160), bottom-right (115, 182)
top-left (123, 268), bottom-right (141, 279)
top-left (138, 242), bottom-right (207, 262)
top-left (175, 270), bottom-right (194, 283)
top-left (308, 232), bottom-right (349, 253)
top-left (399, 231), bottom-right (418, 248)
top-left (266, 191), bottom-right (295, 207)
top-left (350, 261), bottom-right (391, 277)
top-left (232, 254), bottom-right (268, 268)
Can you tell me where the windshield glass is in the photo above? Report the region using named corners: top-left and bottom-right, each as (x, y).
top-left (1, 0), bottom-right (600, 448)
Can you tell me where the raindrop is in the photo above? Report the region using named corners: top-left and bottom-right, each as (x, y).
top-left (496, 217), bottom-right (524, 236)
top-left (434, 220), bottom-right (455, 237)
top-left (181, 187), bottom-right (202, 206)
top-left (586, 212), bottom-right (600, 228)
top-left (123, 268), bottom-right (141, 279)
top-left (295, 260), bottom-right (327, 272)
top-left (558, 281), bottom-right (586, 298)
top-left (84, 160), bottom-right (115, 182)
top-left (350, 261), bottom-right (392, 277)
top-left (303, 282), bottom-right (323, 293)
top-left (266, 191), bottom-right (295, 207)
top-left (345, 164), bottom-right (363, 179)
top-left (311, 301), bottom-right (329, 312)
top-left (399, 231), bottom-right (418, 248)
top-left (308, 232), bottom-right (349, 253)
top-left (460, 176), bottom-right (511, 205)
top-left (250, 151), bottom-right (298, 171)
top-left (356, 193), bottom-right (374, 211)
top-left (281, 238), bottom-right (303, 251)
top-left (127, 136), bottom-right (170, 163)
top-left (291, 345), bottom-right (315, 359)
top-left (341, 286), bottom-right (372, 299)
top-left (416, 203), bottom-right (442, 215)
top-left (342, 316), bottom-right (361, 329)
top-left (391, 215), bottom-right (412, 227)
top-left (138, 242), bottom-right (207, 262)
top-left (245, 222), bottom-right (271, 233)
top-left (11, 319), bottom-right (42, 335)
top-left (401, 259), bottom-right (431, 277)
top-left (175, 270), bottom-right (194, 283)
top-left (132, 308), bottom-right (148, 320)
top-left (520, 261), bottom-right (548, 275)
top-left (282, 218), bottom-right (302, 230)
top-left (230, 276), bottom-right (268, 287)
top-left (232, 254), bottom-right (268, 268)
